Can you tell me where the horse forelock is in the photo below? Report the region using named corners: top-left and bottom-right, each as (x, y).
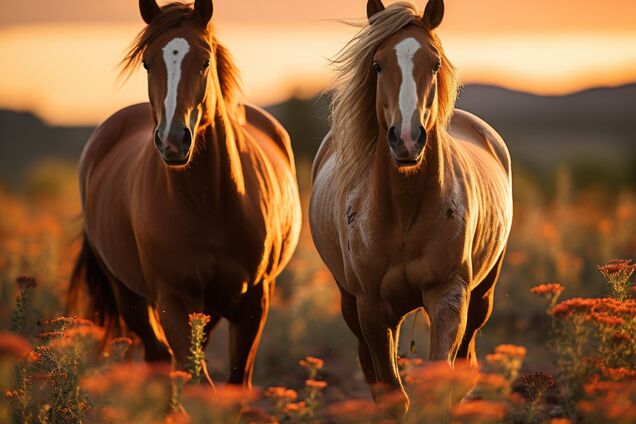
top-left (329, 1), bottom-right (459, 207)
top-left (120, 2), bottom-right (242, 113)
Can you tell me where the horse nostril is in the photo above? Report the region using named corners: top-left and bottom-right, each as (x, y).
top-left (154, 130), bottom-right (162, 149)
top-left (416, 126), bottom-right (427, 147)
top-left (387, 126), bottom-right (399, 147)
top-left (182, 128), bottom-right (192, 150)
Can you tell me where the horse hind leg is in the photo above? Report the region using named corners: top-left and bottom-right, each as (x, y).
top-left (457, 250), bottom-right (506, 366)
top-left (227, 280), bottom-right (270, 387)
top-left (339, 288), bottom-right (378, 388)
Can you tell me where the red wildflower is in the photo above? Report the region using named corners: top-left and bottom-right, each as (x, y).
top-left (520, 372), bottom-right (556, 401)
top-left (299, 356), bottom-right (324, 370)
top-left (601, 367), bottom-right (636, 381)
top-left (494, 344), bottom-right (527, 359)
top-left (265, 387), bottom-right (297, 401)
top-left (169, 370), bottom-right (193, 385)
top-left (305, 379), bottom-right (327, 389)
top-left (188, 313), bottom-right (211, 327)
top-left (530, 283), bottom-right (564, 297)
top-left (598, 259), bottom-right (636, 280)
top-left (452, 400), bottom-right (506, 422)
top-left (586, 312), bottom-right (624, 326)
top-left (15, 275), bottom-right (37, 289)
top-left (284, 401), bottom-right (307, 413)
top-left (327, 399), bottom-right (379, 418)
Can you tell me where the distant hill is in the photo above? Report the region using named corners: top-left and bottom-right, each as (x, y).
top-left (1, 83), bottom-right (635, 188)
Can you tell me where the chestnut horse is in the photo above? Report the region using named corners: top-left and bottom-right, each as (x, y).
top-left (310, 0), bottom-right (512, 413)
top-left (69, 0), bottom-right (301, 387)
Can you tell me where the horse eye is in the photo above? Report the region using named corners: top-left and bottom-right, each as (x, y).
top-left (142, 60), bottom-right (151, 71)
top-left (433, 60), bottom-right (441, 73)
top-left (373, 62), bottom-right (382, 74)
top-left (202, 59), bottom-right (211, 70)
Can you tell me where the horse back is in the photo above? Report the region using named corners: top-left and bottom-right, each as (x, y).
top-left (448, 109), bottom-right (511, 178)
top-left (311, 131), bottom-right (334, 183)
top-left (244, 104), bottom-right (295, 174)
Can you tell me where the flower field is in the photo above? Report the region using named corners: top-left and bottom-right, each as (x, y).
top-left (0, 162), bottom-right (634, 423)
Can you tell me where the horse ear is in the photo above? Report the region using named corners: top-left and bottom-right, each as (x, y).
top-left (139, 0), bottom-right (161, 24)
top-left (194, 0), bottom-right (214, 26)
top-left (367, 0), bottom-right (385, 21)
top-left (422, 0), bottom-right (444, 30)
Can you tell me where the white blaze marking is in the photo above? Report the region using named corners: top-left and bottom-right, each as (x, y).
top-left (394, 37), bottom-right (421, 151)
top-left (162, 37), bottom-right (190, 139)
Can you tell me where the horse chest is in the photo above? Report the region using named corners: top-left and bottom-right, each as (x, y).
top-left (343, 201), bottom-right (468, 298)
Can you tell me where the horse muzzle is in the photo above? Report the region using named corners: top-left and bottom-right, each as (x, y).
top-left (154, 126), bottom-right (193, 166)
top-left (387, 125), bottom-right (427, 167)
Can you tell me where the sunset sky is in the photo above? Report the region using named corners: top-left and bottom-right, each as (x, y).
top-left (1, 0), bottom-right (635, 125)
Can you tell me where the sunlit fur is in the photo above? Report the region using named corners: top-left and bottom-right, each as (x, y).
top-left (330, 2), bottom-right (458, 208)
top-left (310, 0), bottom-right (512, 416)
top-left (69, 1), bottom-right (301, 389)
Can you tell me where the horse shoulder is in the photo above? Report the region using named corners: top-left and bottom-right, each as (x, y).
top-left (449, 109), bottom-right (511, 177)
top-left (243, 104), bottom-right (294, 172)
top-left (79, 103), bottom-right (153, 198)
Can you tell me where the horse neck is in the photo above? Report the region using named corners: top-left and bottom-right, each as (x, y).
top-left (164, 100), bottom-right (246, 209)
top-left (370, 125), bottom-right (450, 218)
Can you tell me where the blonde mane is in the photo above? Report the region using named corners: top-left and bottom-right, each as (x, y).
top-left (329, 2), bottom-right (459, 206)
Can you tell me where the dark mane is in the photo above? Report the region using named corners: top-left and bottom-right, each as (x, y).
top-left (120, 2), bottom-right (242, 109)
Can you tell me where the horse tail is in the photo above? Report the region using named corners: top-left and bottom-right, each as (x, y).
top-left (67, 233), bottom-right (120, 337)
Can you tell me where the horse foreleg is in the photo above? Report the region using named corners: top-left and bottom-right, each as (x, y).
top-left (227, 281), bottom-right (270, 387)
top-left (356, 296), bottom-right (408, 417)
top-left (425, 282), bottom-right (470, 364)
top-left (110, 279), bottom-right (171, 363)
top-left (157, 294), bottom-right (213, 383)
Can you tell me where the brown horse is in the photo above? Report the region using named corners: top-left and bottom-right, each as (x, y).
top-left (68, 0), bottom-right (301, 387)
top-left (310, 0), bottom-right (512, 413)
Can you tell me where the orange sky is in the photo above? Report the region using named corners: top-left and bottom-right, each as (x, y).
top-left (1, 0), bottom-right (636, 125)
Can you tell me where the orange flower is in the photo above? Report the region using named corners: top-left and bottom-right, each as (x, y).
top-left (494, 344), bottom-right (527, 359)
top-left (305, 379), bottom-right (327, 389)
top-left (188, 313), bottom-right (211, 327)
top-left (586, 312), bottom-right (624, 327)
top-left (398, 357), bottom-right (424, 368)
top-left (327, 399), bottom-right (379, 417)
top-left (452, 400), bottom-right (506, 422)
top-left (265, 386), bottom-right (297, 401)
top-left (169, 370), bottom-right (193, 384)
top-left (601, 367), bottom-right (636, 381)
top-left (550, 298), bottom-right (597, 318)
top-left (299, 356), bottom-right (324, 369)
top-left (530, 283), bottom-right (564, 297)
top-left (477, 373), bottom-right (509, 391)
top-left (284, 401), bottom-right (307, 413)
top-left (598, 259), bottom-right (636, 279)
